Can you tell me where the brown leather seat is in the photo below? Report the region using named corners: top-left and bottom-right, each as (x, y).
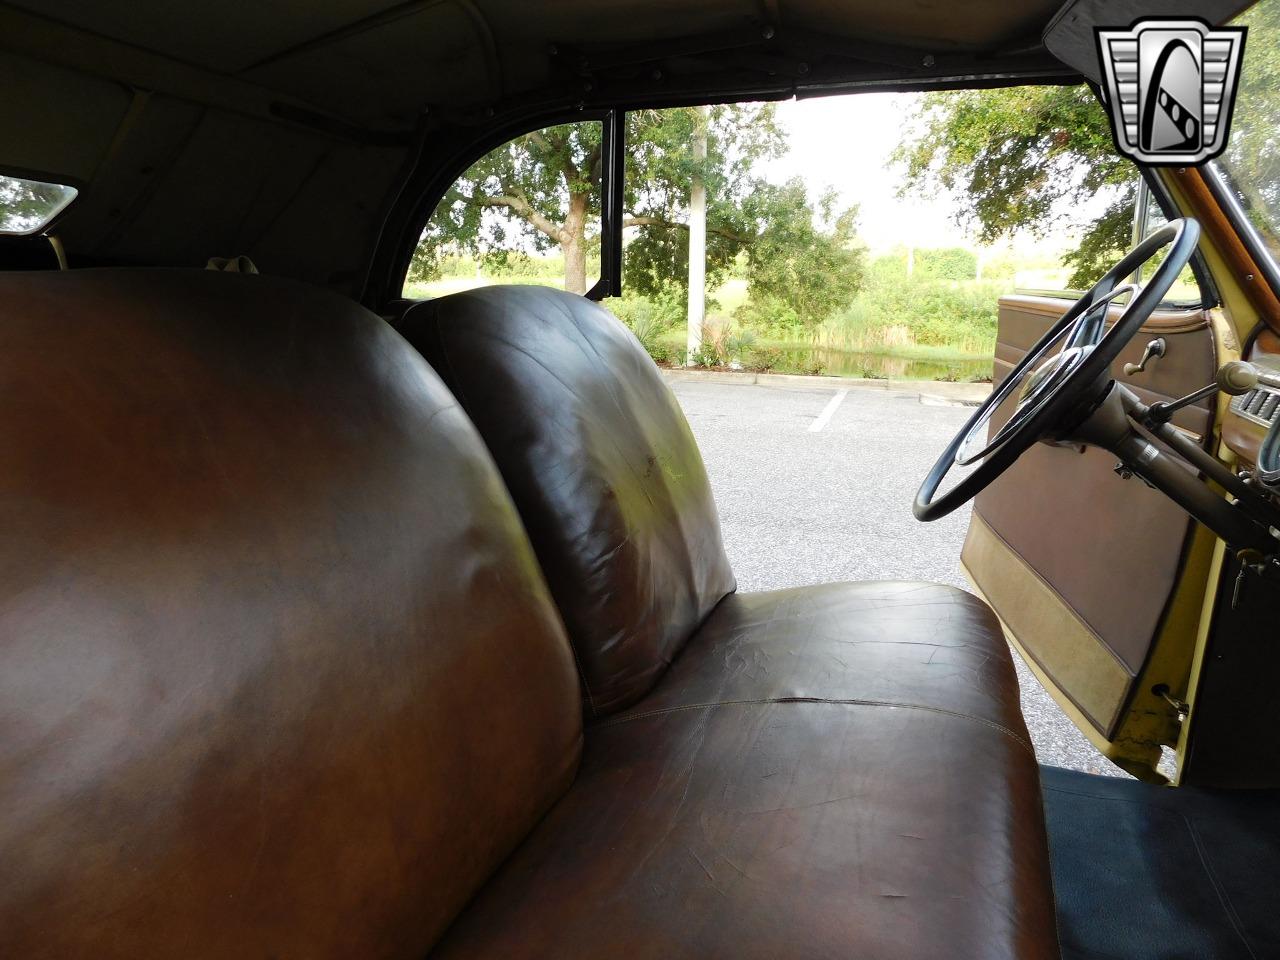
top-left (0, 270), bottom-right (583, 958)
top-left (1, 273), bottom-right (1059, 959)
top-left (398, 285), bottom-right (1061, 958)
top-left (430, 582), bottom-right (1055, 958)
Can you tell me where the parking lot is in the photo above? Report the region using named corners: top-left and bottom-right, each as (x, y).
top-left (667, 371), bottom-right (1127, 778)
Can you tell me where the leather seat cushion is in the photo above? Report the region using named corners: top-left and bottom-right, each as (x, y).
top-left (430, 582), bottom-right (1060, 959)
top-left (0, 269), bottom-right (583, 959)
top-left (397, 286), bottom-right (736, 717)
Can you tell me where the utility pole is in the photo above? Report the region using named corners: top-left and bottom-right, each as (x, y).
top-left (686, 104), bottom-right (708, 365)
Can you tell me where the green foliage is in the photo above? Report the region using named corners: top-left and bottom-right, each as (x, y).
top-left (411, 121), bottom-right (604, 291)
top-left (1060, 190), bottom-right (1136, 289)
top-left (605, 289), bottom-right (684, 331)
top-left (733, 294), bottom-right (799, 336)
top-left (621, 104), bottom-right (785, 296)
top-left (739, 182), bottom-right (865, 330)
top-left (601, 258), bottom-right (1004, 380)
top-left (691, 343), bottom-right (725, 368)
top-left (411, 104), bottom-right (866, 318)
top-left (916, 246), bottom-right (976, 280)
top-left (821, 271), bottom-right (1002, 355)
top-left (733, 244), bottom-right (1000, 355)
top-left (893, 85), bottom-right (1134, 288)
top-left (606, 290), bottom-right (686, 365)
top-left (725, 327), bottom-right (757, 359)
top-left (742, 345), bottom-right (786, 373)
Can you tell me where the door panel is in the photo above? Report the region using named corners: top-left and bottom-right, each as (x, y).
top-left (963, 295), bottom-right (1217, 739)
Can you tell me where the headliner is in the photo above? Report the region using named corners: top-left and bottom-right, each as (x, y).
top-left (4, 0), bottom-right (1070, 128)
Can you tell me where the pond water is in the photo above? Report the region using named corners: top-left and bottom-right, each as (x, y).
top-left (762, 344), bottom-right (992, 382)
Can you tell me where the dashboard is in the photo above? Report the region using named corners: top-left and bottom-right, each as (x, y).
top-left (1229, 365), bottom-right (1280, 429)
top-left (1259, 366), bottom-right (1280, 487)
top-left (1223, 341), bottom-right (1280, 493)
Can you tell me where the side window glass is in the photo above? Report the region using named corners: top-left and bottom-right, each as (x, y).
top-left (404, 120), bottom-right (602, 298)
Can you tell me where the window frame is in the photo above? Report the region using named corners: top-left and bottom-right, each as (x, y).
top-left (1202, 161), bottom-right (1280, 304)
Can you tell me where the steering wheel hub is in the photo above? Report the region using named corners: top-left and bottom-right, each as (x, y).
top-left (1019, 345), bottom-right (1091, 407)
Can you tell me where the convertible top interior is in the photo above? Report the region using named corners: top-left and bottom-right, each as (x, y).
top-left (0, 0), bottom-right (1089, 302)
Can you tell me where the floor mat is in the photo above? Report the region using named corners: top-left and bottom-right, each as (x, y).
top-left (1041, 765), bottom-right (1280, 960)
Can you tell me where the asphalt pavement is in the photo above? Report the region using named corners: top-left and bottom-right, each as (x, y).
top-left (667, 372), bottom-right (1129, 778)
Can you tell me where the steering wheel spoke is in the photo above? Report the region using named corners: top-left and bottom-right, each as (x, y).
top-left (914, 220), bottom-right (1199, 521)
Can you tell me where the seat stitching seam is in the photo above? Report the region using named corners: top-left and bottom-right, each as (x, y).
top-left (594, 696), bottom-right (1035, 754)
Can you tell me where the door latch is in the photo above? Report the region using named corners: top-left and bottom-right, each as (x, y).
top-left (1231, 548), bottom-right (1279, 610)
top-left (1124, 337), bottom-right (1166, 376)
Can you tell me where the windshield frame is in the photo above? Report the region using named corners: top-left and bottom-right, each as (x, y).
top-left (1203, 160), bottom-right (1280, 303)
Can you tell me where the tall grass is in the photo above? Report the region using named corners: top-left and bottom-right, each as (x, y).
top-left (817, 278), bottom-right (1004, 358)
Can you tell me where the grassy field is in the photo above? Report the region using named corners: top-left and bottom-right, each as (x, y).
top-left (403, 249), bottom-right (1069, 381)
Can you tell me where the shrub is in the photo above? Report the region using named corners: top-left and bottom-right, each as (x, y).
top-left (743, 345), bottom-right (786, 372)
top-left (691, 344), bottom-right (725, 368)
top-left (733, 295), bottom-right (801, 337)
top-left (916, 247), bottom-right (977, 280)
top-left (725, 327), bottom-right (757, 361)
top-left (607, 290), bottom-right (688, 365)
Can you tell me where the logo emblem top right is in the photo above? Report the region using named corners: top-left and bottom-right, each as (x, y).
top-left (1096, 18), bottom-right (1246, 165)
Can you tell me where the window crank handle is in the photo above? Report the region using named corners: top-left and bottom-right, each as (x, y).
top-left (1124, 337), bottom-right (1166, 376)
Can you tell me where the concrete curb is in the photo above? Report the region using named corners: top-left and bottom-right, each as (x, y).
top-left (659, 366), bottom-right (992, 403)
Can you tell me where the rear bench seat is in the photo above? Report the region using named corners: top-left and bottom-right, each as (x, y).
top-left (0, 271), bottom-right (1059, 959)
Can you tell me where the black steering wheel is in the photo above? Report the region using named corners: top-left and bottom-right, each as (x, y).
top-left (914, 218), bottom-right (1201, 521)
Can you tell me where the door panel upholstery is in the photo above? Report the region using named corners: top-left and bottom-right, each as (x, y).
top-left (964, 295), bottom-right (1217, 737)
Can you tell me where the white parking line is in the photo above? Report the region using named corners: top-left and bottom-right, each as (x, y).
top-left (808, 389), bottom-right (849, 433)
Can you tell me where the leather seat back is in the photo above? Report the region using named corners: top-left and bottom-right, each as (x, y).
top-left (0, 270), bottom-right (583, 959)
top-left (397, 286), bottom-right (735, 717)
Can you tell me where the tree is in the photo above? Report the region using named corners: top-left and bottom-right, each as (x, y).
top-left (738, 182), bottom-right (865, 331)
top-left (618, 105), bottom-right (784, 298)
top-left (413, 104), bottom-right (865, 326)
top-left (891, 85), bottom-right (1134, 288)
top-left (414, 123), bottom-right (604, 294)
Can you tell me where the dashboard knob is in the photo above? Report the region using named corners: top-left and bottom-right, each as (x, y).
top-left (1216, 360), bottom-right (1260, 396)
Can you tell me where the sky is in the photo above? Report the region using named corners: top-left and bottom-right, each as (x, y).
top-left (762, 91), bottom-right (1118, 258)
top-left (762, 92), bottom-right (973, 252)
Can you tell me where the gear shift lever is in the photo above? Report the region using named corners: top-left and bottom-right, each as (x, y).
top-left (1146, 360), bottom-right (1260, 426)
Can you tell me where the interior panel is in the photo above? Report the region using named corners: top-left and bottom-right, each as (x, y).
top-left (964, 295), bottom-right (1217, 736)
